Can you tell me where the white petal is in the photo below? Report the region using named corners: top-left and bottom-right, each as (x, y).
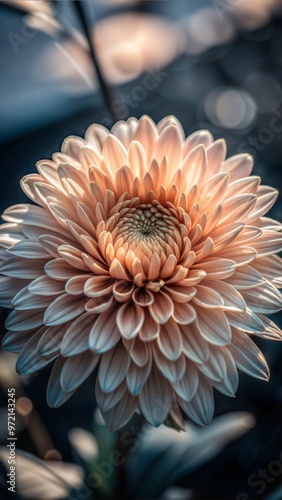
top-left (251, 230), bottom-right (282, 256)
top-left (8, 240), bottom-right (50, 259)
top-left (225, 265), bottom-right (264, 289)
top-left (116, 301), bottom-right (144, 340)
top-left (229, 329), bottom-right (269, 380)
top-left (182, 144), bottom-right (207, 187)
top-left (61, 312), bottom-right (95, 356)
top-left (44, 294), bottom-right (85, 326)
top-left (126, 335), bottom-right (150, 367)
top-left (251, 254), bottom-right (282, 287)
top-left (183, 130), bottom-right (213, 156)
top-left (95, 378), bottom-right (127, 412)
top-left (61, 351), bottom-right (100, 392)
top-left (221, 153), bottom-right (253, 181)
top-left (227, 308), bottom-right (265, 334)
top-left (126, 360), bottom-right (152, 396)
top-left (98, 342), bottom-right (130, 393)
top-left (181, 322), bottom-right (209, 363)
top-left (178, 376), bottom-right (214, 426)
top-left (153, 124), bottom-right (182, 173)
top-left (206, 139), bottom-right (227, 172)
top-left (37, 324), bottom-right (67, 356)
top-left (12, 287), bottom-right (53, 310)
top-left (0, 257), bottom-right (44, 279)
top-left (101, 391), bottom-right (138, 431)
top-left (2, 329), bottom-right (32, 352)
top-left (89, 306), bottom-right (120, 353)
top-left (6, 309), bottom-right (44, 332)
top-left (196, 307), bottom-right (232, 345)
top-left (139, 365), bottom-right (173, 426)
top-left (28, 275), bottom-right (65, 296)
top-left (194, 258), bottom-right (236, 280)
top-left (47, 357), bottom-right (77, 407)
top-left (16, 327), bottom-right (57, 375)
top-left (174, 359), bottom-right (199, 401)
top-left (153, 346), bottom-right (185, 384)
top-left (139, 309), bottom-right (160, 342)
top-left (149, 291), bottom-right (174, 324)
top-left (157, 319), bottom-right (182, 361)
top-left (102, 134), bottom-right (127, 171)
top-left (213, 348), bottom-right (239, 397)
top-left (193, 285), bottom-right (224, 309)
top-left (203, 280), bottom-right (246, 312)
top-left (241, 281), bottom-right (282, 314)
top-left (0, 276), bottom-right (29, 308)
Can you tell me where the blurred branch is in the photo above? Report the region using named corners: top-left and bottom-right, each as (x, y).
top-left (73, 0), bottom-right (121, 122)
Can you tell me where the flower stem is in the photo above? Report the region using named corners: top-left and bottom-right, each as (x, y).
top-left (73, 0), bottom-right (120, 123)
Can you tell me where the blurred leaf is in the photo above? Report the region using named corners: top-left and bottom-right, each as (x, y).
top-left (128, 412), bottom-right (255, 499)
top-left (0, 447), bottom-right (85, 500)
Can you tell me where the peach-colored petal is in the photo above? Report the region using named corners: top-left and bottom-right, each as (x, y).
top-left (139, 309), bottom-right (160, 342)
top-left (221, 153), bottom-right (253, 181)
top-left (157, 319), bottom-right (182, 361)
top-left (0, 114), bottom-right (281, 430)
top-left (148, 291), bottom-right (173, 324)
top-left (117, 301), bottom-right (144, 339)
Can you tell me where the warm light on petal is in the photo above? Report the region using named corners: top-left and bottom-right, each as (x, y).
top-left (0, 115), bottom-right (281, 430)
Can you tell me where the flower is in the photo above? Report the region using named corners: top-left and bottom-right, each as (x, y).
top-left (1, 115), bottom-right (282, 431)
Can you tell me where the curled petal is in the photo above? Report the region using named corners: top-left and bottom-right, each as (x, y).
top-left (149, 291), bottom-right (174, 324)
top-left (113, 280), bottom-right (134, 303)
top-left (117, 302), bottom-right (145, 339)
top-left (139, 309), bottom-right (160, 342)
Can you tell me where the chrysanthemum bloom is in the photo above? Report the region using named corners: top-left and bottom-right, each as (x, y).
top-left (1, 116), bottom-right (282, 430)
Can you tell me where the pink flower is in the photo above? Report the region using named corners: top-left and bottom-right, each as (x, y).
top-left (1, 116), bottom-right (282, 430)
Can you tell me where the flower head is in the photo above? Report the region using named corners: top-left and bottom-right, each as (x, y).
top-left (1, 115), bottom-right (282, 430)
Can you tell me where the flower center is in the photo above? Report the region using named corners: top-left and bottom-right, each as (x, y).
top-left (101, 198), bottom-right (192, 282)
top-left (113, 203), bottom-right (181, 257)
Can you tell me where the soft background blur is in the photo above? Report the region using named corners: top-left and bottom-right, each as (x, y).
top-left (0, 1), bottom-right (282, 499)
